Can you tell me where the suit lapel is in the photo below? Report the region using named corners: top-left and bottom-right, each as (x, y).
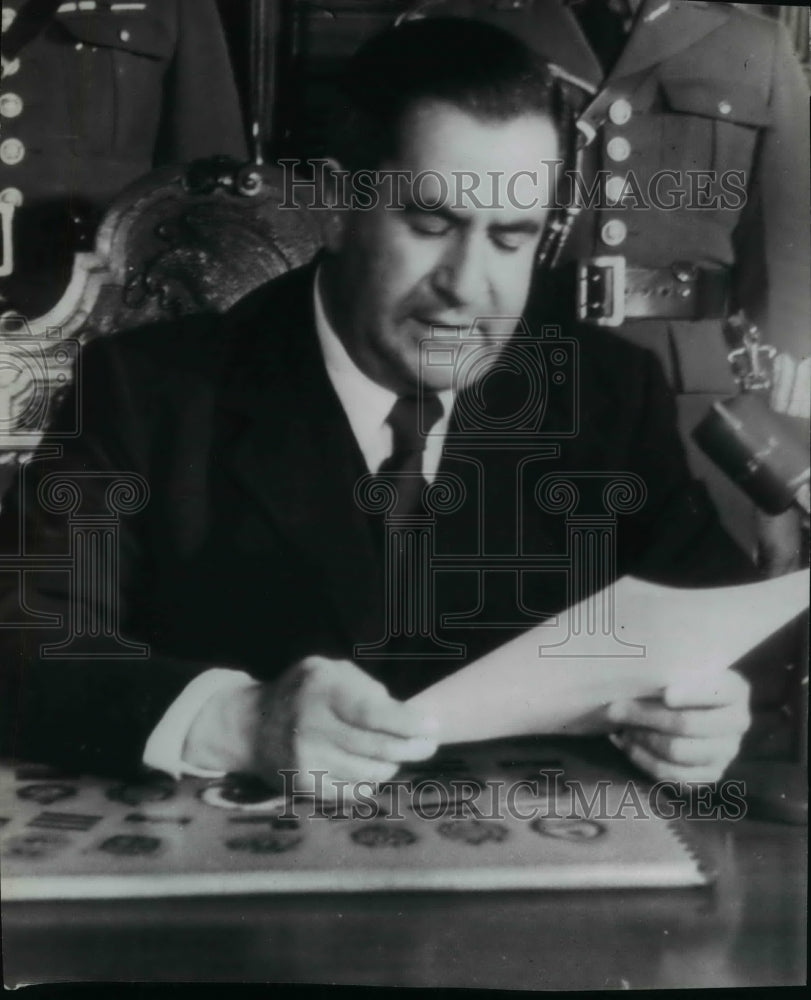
top-left (217, 265), bottom-right (386, 650)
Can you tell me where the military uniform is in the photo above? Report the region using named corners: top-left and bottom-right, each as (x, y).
top-left (0, 0), bottom-right (248, 316)
top-left (411, 0), bottom-right (810, 553)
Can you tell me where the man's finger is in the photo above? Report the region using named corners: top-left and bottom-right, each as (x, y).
top-left (331, 721), bottom-right (438, 763)
top-left (332, 686), bottom-right (438, 739)
top-left (294, 743), bottom-right (401, 788)
top-left (622, 739), bottom-right (729, 784)
top-left (624, 729), bottom-right (741, 767)
top-left (661, 669), bottom-right (749, 710)
top-left (606, 698), bottom-right (747, 738)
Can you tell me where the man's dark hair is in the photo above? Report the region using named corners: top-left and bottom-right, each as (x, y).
top-left (331, 17), bottom-right (560, 173)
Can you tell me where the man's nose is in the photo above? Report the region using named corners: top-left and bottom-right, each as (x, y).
top-left (430, 235), bottom-right (485, 307)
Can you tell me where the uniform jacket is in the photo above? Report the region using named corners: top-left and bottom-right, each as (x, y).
top-left (0, 262), bottom-right (753, 775)
top-left (0, 0), bottom-right (247, 313)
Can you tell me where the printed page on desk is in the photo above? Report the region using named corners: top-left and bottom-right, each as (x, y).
top-left (409, 570), bottom-right (809, 744)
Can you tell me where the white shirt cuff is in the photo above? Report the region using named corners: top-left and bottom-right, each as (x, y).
top-left (142, 668), bottom-right (259, 780)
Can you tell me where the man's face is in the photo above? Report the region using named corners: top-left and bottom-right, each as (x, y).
top-left (325, 100), bottom-right (558, 393)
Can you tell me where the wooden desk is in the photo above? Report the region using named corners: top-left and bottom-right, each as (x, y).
top-left (2, 793), bottom-right (806, 988)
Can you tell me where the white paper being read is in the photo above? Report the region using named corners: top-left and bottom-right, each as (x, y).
top-left (408, 570), bottom-right (809, 744)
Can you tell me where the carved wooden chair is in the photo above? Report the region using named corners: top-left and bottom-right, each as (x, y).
top-left (0, 156), bottom-right (325, 471)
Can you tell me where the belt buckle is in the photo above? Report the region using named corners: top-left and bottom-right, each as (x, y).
top-left (576, 255), bottom-right (626, 327)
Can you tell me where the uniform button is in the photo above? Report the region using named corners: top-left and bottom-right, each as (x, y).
top-left (605, 175), bottom-right (627, 204)
top-left (672, 261), bottom-right (698, 283)
top-left (2, 8), bottom-right (17, 33)
top-left (718, 100), bottom-right (732, 115)
top-left (600, 219), bottom-right (627, 247)
top-left (606, 136), bottom-right (631, 162)
top-left (119, 28), bottom-right (131, 42)
top-left (1, 56), bottom-right (20, 78)
top-left (0, 137), bottom-right (25, 165)
top-left (0, 93), bottom-right (23, 118)
top-left (75, 42), bottom-right (84, 50)
top-left (0, 187), bottom-right (23, 207)
top-left (608, 98), bottom-right (632, 126)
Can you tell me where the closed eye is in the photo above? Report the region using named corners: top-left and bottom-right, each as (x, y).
top-left (491, 228), bottom-right (538, 252)
top-left (408, 212), bottom-right (453, 237)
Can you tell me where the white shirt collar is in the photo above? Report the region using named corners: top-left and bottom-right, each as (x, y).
top-left (313, 267), bottom-right (454, 476)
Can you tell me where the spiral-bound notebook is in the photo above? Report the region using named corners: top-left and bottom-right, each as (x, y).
top-left (1, 739), bottom-right (712, 900)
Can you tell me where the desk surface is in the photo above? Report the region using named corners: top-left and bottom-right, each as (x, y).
top-left (2, 747), bottom-right (807, 989)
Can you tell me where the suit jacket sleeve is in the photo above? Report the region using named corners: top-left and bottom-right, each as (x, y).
top-left (0, 332), bottom-right (230, 777)
top-left (154, 0), bottom-right (248, 164)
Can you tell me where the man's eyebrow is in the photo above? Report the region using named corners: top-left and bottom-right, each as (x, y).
top-left (488, 219), bottom-right (543, 236)
top-left (402, 201), bottom-right (467, 226)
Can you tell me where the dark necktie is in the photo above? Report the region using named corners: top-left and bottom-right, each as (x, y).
top-left (376, 393), bottom-right (444, 517)
top-left (570, 0), bottom-right (631, 74)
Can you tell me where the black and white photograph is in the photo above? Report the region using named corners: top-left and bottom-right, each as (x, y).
top-left (0, 0), bottom-right (808, 989)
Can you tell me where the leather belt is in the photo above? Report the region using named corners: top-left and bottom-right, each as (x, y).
top-left (576, 257), bottom-right (730, 327)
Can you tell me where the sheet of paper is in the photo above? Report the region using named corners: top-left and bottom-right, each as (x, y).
top-left (408, 570), bottom-right (809, 744)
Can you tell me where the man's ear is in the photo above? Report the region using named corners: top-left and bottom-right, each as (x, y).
top-left (320, 157), bottom-right (350, 253)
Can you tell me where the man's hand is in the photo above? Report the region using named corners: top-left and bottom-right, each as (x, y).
top-left (604, 669), bottom-right (751, 783)
top-left (271, 656), bottom-right (439, 796)
top-left (185, 656), bottom-right (438, 797)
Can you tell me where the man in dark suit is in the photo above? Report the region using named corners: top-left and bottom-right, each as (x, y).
top-left (0, 18), bottom-right (753, 797)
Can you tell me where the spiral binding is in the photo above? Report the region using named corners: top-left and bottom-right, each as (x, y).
top-left (666, 815), bottom-right (720, 885)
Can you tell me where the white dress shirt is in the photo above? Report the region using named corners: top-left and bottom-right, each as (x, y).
top-left (143, 269), bottom-right (455, 778)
